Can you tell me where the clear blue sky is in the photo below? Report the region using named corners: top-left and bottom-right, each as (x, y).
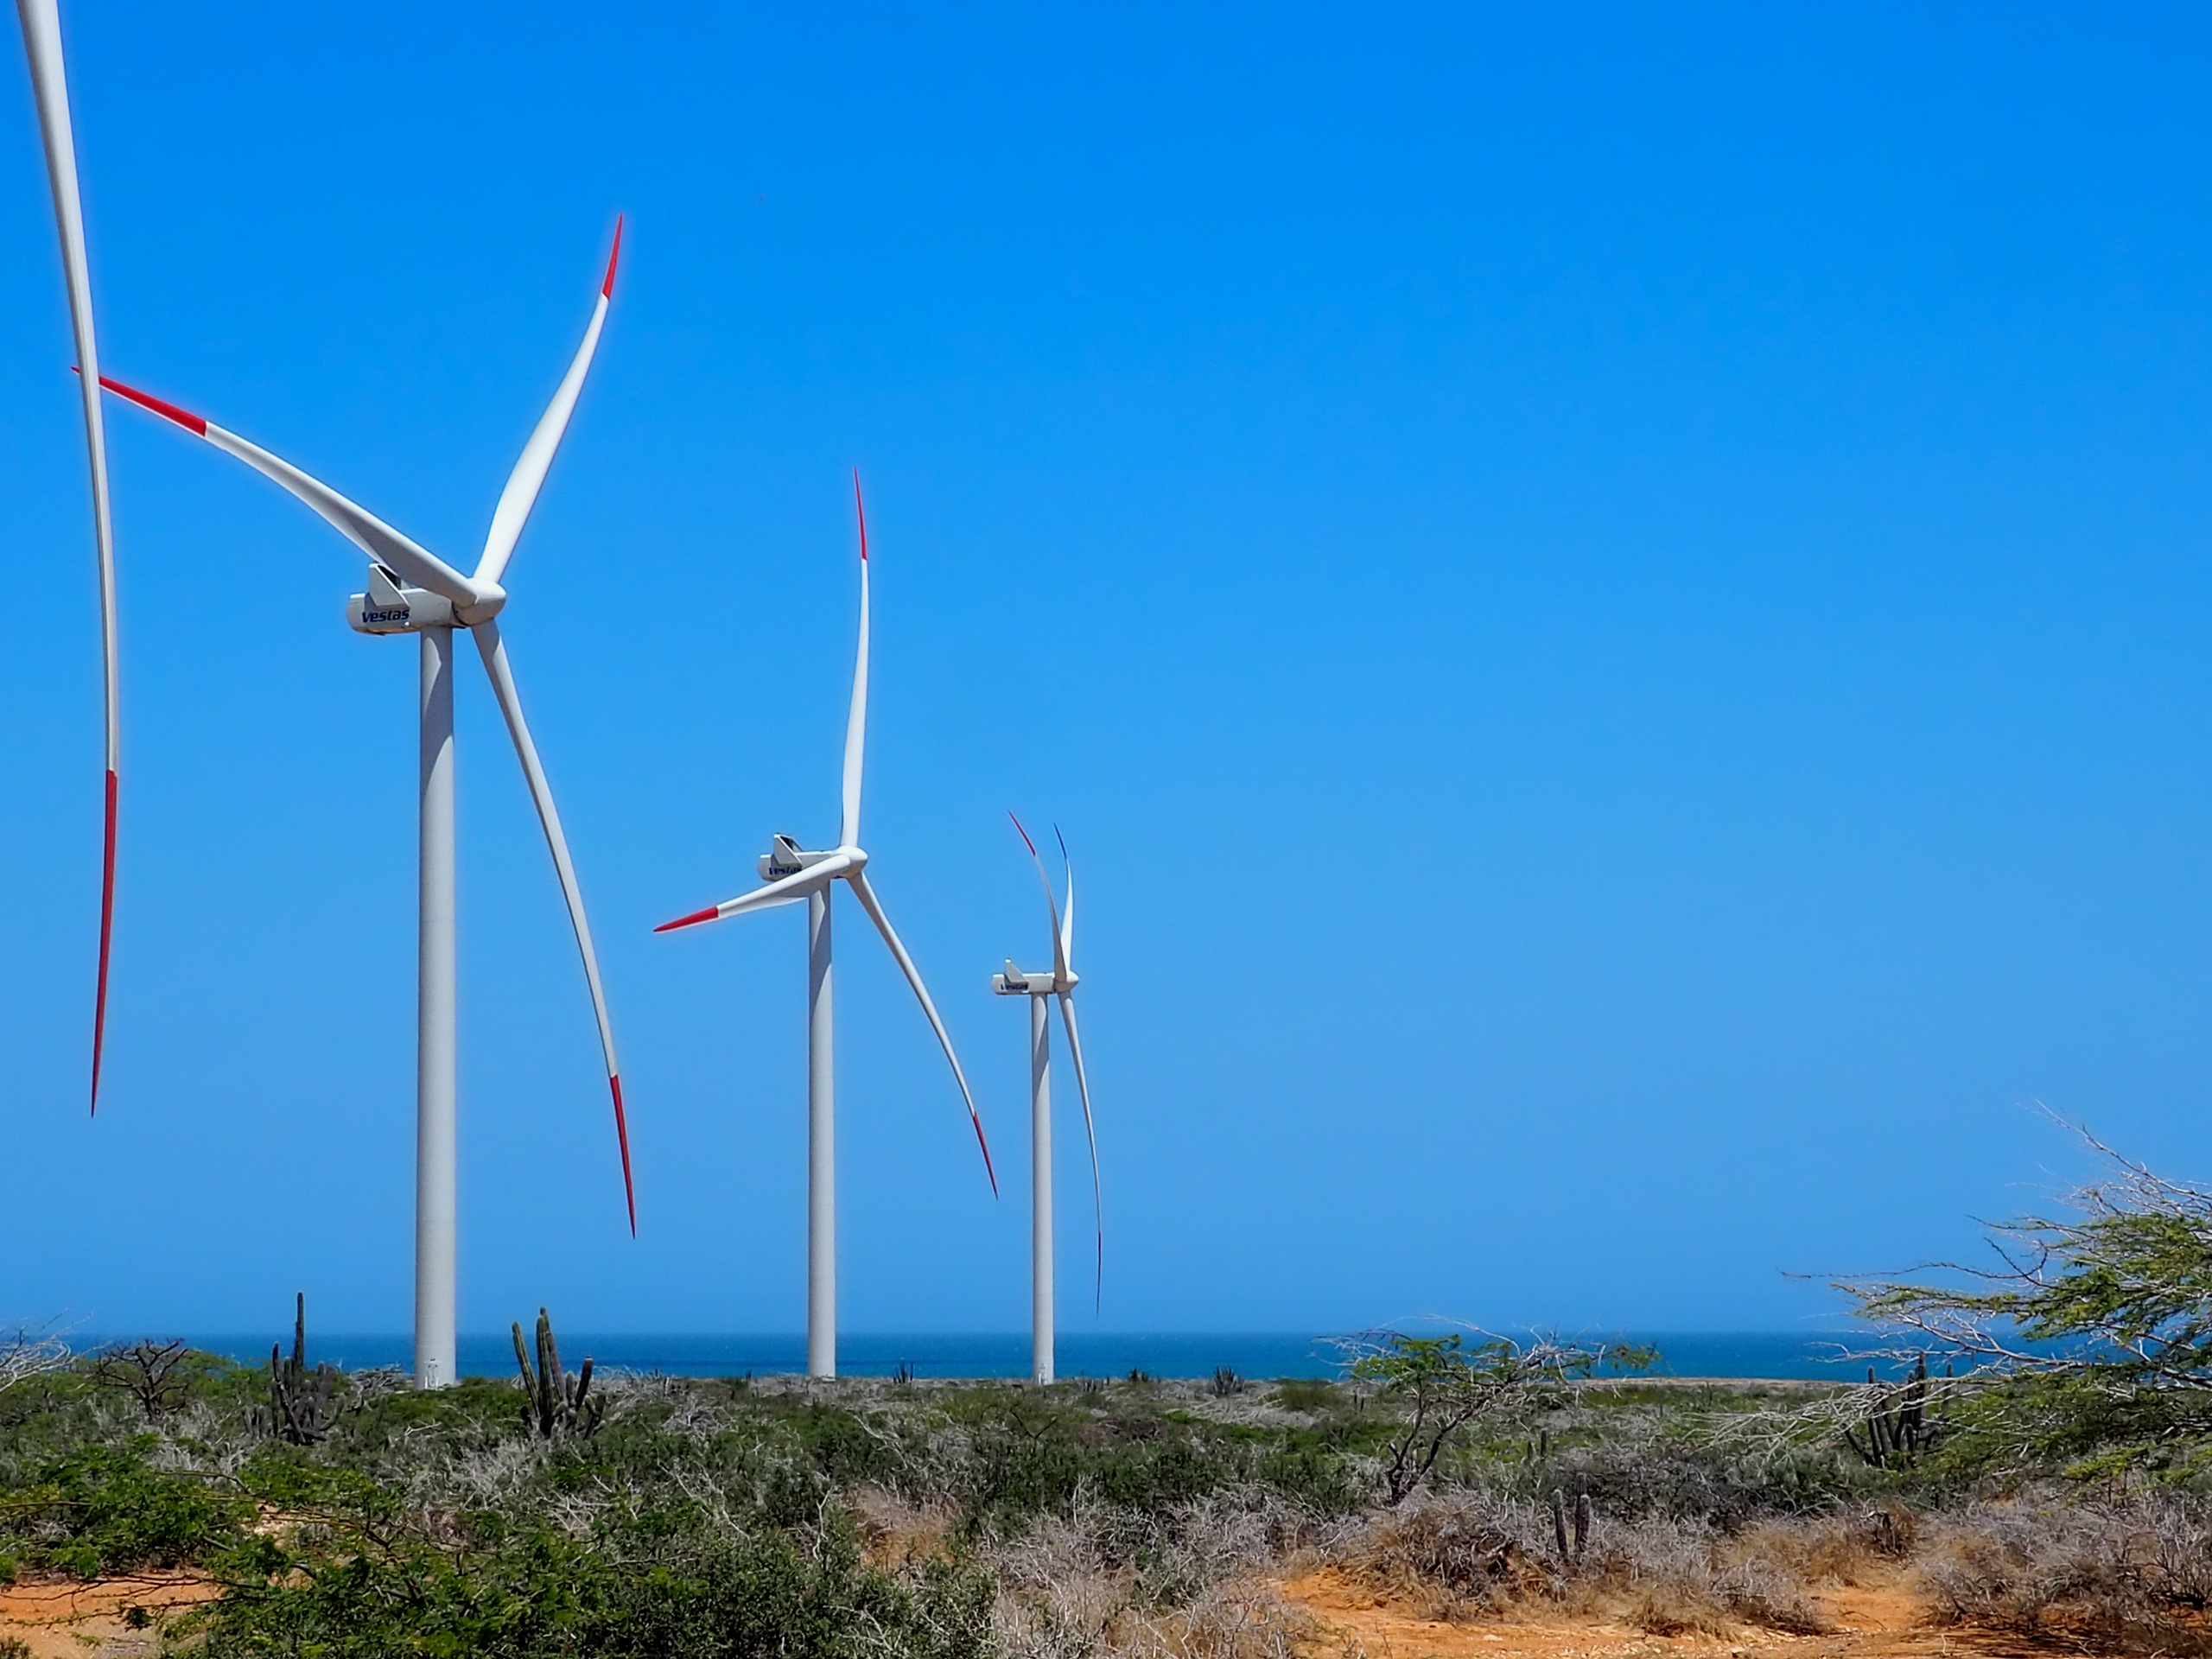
top-left (5, 1), bottom-right (2211, 1338)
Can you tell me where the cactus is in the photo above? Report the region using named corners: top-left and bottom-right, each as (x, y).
top-left (512, 1307), bottom-right (602, 1440)
top-left (1548, 1482), bottom-right (1595, 1565)
top-left (268, 1293), bottom-right (338, 1445)
top-left (1843, 1354), bottom-right (1936, 1468)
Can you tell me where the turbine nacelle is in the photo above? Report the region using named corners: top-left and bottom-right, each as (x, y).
top-left (994, 962), bottom-right (1076, 996)
top-left (759, 835), bottom-right (864, 883)
top-left (347, 566), bottom-right (452, 634)
top-left (346, 563), bottom-right (509, 634)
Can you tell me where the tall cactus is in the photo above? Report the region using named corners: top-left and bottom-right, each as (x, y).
top-left (512, 1306), bottom-right (603, 1440)
top-left (1844, 1354), bottom-right (1937, 1468)
top-left (1550, 1480), bottom-right (1595, 1565)
top-left (269, 1292), bottom-right (338, 1445)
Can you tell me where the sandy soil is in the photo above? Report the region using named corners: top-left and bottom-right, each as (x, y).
top-left (0, 1570), bottom-right (219, 1657)
top-left (1276, 1567), bottom-right (2040, 1659)
top-left (0, 1562), bottom-right (2056, 1659)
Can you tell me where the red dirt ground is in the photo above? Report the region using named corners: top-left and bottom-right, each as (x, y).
top-left (0, 1570), bottom-right (219, 1657)
top-left (1277, 1567), bottom-right (2045, 1659)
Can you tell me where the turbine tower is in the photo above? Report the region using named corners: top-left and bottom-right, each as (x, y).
top-left (99, 226), bottom-right (634, 1389)
top-left (657, 476), bottom-right (995, 1379)
top-left (16, 0), bottom-right (123, 1110)
top-left (992, 817), bottom-right (1098, 1384)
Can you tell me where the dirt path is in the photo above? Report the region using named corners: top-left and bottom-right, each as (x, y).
top-left (1, 1563), bottom-right (2045, 1659)
top-left (0, 1571), bottom-right (218, 1657)
top-left (1278, 1567), bottom-right (2037, 1659)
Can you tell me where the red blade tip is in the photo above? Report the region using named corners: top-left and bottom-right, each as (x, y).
top-left (601, 214), bottom-right (624, 299)
top-left (90, 768), bottom-right (117, 1116)
top-left (1008, 812), bottom-right (1037, 857)
top-left (610, 1074), bottom-right (637, 1236)
top-left (654, 905), bottom-right (721, 933)
top-left (98, 375), bottom-right (207, 436)
top-left (852, 471), bottom-right (868, 563)
top-left (973, 1116), bottom-right (999, 1198)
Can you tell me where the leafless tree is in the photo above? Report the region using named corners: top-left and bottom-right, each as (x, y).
top-left (0, 1321), bottom-right (70, 1392)
top-left (92, 1338), bottom-right (193, 1421)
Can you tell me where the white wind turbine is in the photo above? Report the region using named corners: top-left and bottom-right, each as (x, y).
top-left (16, 0), bottom-right (123, 1110)
top-left (992, 817), bottom-right (1098, 1384)
top-left (99, 226), bottom-right (634, 1389)
top-left (656, 475), bottom-right (995, 1379)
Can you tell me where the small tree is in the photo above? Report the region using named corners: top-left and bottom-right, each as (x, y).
top-left (1340, 1328), bottom-right (1653, 1504)
top-left (0, 1323), bottom-right (68, 1394)
top-left (1839, 1122), bottom-right (2212, 1390)
top-left (1834, 1121), bottom-right (2212, 1474)
top-left (91, 1338), bottom-right (191, 1422)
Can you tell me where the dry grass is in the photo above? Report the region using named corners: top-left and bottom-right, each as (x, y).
top-left (842, 1485), bottom-right (1318, 1659)
top-left (1330, 1491), bottom-right (1842, 1637)
top-left (1311, 1487), bottom-right (2212, 1655)
top-left (1916, 1494), bottom-right (2212, 1654)
top-left (985, 1496), bottom-right (1317, 1659)
top-left (841, 1477), bottom-right (2212, 1657)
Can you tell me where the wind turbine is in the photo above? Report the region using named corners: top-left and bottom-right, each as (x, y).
top-left (656, 475), bottom-right (995, 1379)
top-left (992, 817), bottom-right (1098, 1384)
top-left (97, 226), bottom-right (634, 1389)
top-left (16, 0), bottom-right (122, 1110)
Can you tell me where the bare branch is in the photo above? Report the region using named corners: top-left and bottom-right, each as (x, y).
top-left (0, 1320), bottom-right (71, 1392)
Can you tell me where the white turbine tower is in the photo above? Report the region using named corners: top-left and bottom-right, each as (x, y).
top-left (16, 0), bottom-right (123, 1110)
top-left (99, 226), bottom-right (635, 1389)
top-left (992, 817), bottom-right (1098, 1384)
top-left (656, 475), bottom-right (995, 1379)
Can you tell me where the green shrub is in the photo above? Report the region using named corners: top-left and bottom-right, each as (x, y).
top-left (792, 1403), bottom-right (905, 1485)
top-left (183, 1497), bottom-right (993, 1659)
top-left (588, 1508), bottom-right (992, 1659)
top-left (1260, 1442), bottom-right (1364, 1514)
top-left (188, 1513), bottom-right (599, 1658)
top-left (1, 1441), bottom-right (245, 1579)
top-left (1272, 1377), bottom-right (1338, 1412)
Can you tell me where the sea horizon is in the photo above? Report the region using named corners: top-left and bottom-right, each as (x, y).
top-left (103, 1330), bottom-right (1886, 1382)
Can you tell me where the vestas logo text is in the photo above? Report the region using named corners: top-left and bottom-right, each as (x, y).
top-left (766, 861), bottom-right (804, 880)
top-left (362, 607), bottom-right (411, 626)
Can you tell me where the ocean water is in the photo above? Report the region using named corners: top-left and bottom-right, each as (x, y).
top-left (161, 1330), bottom-right (1879, 1382)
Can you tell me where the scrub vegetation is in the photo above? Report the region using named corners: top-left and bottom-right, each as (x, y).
top-left (11, 1136), bottom-right (2212, 1655)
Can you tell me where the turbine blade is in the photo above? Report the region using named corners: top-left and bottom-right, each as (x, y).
top-left (1057, 987), bottom-right (1102, 1311)
top-left (97, 375), bottom-right (478, 606)
top-left (655, 853), bottom-right (851, 932)
top-left (18, 0), bottom-right (120, 1111)
top-left (92, 766), bottom-right (114, 1111)
top-left (469, 618), bottom-right (635, 1233)
top-left (839, 474), bottom-right (870, 848)
top-left (845, 868), bottom-right (996, 1195)
top-left (1056, 825), bottom-right (1076, 970)
top-left (474, 217), bottom-right (621, 588)
top-left (1009, 812), bottom-right (1067, 983)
